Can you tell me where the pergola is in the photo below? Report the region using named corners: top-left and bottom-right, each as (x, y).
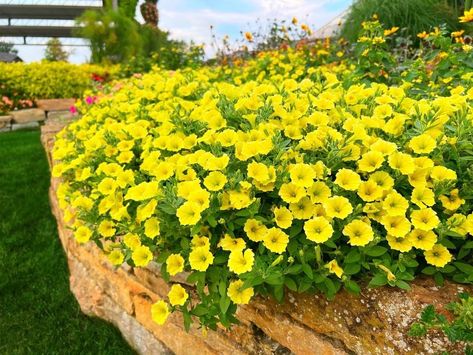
top-left (0, 1), bottom-right (106, 45)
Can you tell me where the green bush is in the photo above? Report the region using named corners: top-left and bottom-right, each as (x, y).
top-left (341, 0), bottom-right (464, 42)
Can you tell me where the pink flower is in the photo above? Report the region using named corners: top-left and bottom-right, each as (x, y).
top-left (69, 105), bottom-right (78, 114)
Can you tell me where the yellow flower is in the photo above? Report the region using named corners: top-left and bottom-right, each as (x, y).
top-left (166, 254), bottom-right (185, 275)
top-left (189, 246), bottom-right (214, 271)
top-left (289, 163), bottom-right (316, 187)
top-left (459, 8), bottom-right (473, 23)
top-left (307, 181), bottom-right (331, 203)
top-left (439, 189), bottom-right (465, 211)
top-left (187, 189), bottom-right (210, 211)
top-left (326, 260), bottom-right (343, 278)
top-left (409, 229), bottom-right (437, 250)
top-left (289, 197), bottom-right (314, 220)
top-left (151, 300), bottom-right (170, 325)
top-left (219, 234), bottom-right (246, 252)
top-left (358, 181), bottom-right (383, 202)
top-left (382, 215), bottom-right (411, 237)
top-left (176, 202), bottom-right (202, 225)
top-left (125, 181), bottom-right (160, 201)
top-left (424, 244), bottom-right (452, 268)
top-left (144, 217), bottom-right (160, 238)
top-left (273, 206), bottom-right (293, 229)
top-left (334, 168), bottom-right (361, 190)
top-left (388, 152), bottom-right (415, 175)
top-left (191, 235), bottom-right (210, 249)
top-left (411, 187), bottom-right (435, 208)
top-left (382, 191), bottom-right (409, 216)
top-left (430, 166), bottom-right (457, 181)
top-left (368, 171), bottom-right (394, 191)
top-left (203, 171), bottom-right (227, 191)
top-left (386, 234), bottom-right (413, 252)
top-left (168, 284), bottom-right (189, 306)
top-left (409, 134), bottom-right (436, 154)
top-left (227, 279), bottom-right (254, 304)
top-left (279, 182), bottom-right (306, 203)
top-left (228, 249), bottom-right (254, 274)
top-left (108, 250), bottom-right (124, 265)
top-left (97, 177), bottom-right (117, 195)
top-left (358, 151), bottom-right (384, 172)
top-left (343, 219), bottom-right (374, 246)
top-left (74, 225), bottom-right (92, 243)
top-left (247, 162), bottom-right (270, 183)
top-left (411, 208), bottom-right (440, 231)
top-left (98, 220), bottom-right (116, 237)
top-left (244, 32), bottom-right (253, 42)
top-left (136, 199), bottom-right (157, 223)
top-left (124, 233), bottom-right (141, 250)
top-left (324, 196), bottom-right (353, 219)
top-left (263, 227), bottom-right (289, 254)
top-left (304, 217), bottom-right (333, 243)
top-left (244, 219), bottom-right (268, 242)
top-left (132, 245), bottom-right (153, 267)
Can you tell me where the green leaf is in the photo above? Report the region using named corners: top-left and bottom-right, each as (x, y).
top-left (192, 304), bottom-right (209, 316)
top-left (454, 262), bottom-right (473, 274)
top-left (363, 246), bottom-right (388, 257)
top-left (421, 266), bottom-right (436, 275)
top-left (219, 295), bottom-right (231, 314)
top-left (433, 272), bottom-right (444, 286)
top-left (264, 275), bottom-right (284, 286)
top-left (187, 271), bottom-right (205, 284)
top-left (273, 285), bottom-right (284, 303)
top-left (344, 280), bottom-right (361, 294)
top-left (368, 273), bottom-right (387, 287)
top-left (408, 323), bottom-right (427, 337)
top-left (343, 263), bottom-right (361, 275)
top-left (298, 278), bottom-right (312, 293)
top-left (183, 308), bottom-right (192, 332)
top-left (302, 264), bottom-right (313, 279)
top-left (344, 249), bottom-right (361, 263)
top-left (284, 277), bottom-right (298, 291)
top-left (420, 305), bottom-right (436, 323)
top-left (395, 280), bottom-right (411, 290)
top-left (285, 264), bottom-right (302, 275)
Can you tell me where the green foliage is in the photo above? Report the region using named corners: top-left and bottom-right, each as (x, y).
top-left (0, 130), bottom-right (135, 354)
top-left (76, 9), bottom-right (142, 63)
top-left (118, 0), bottom-right (139, 18)
top-left (341, 0), bottom-right (464, 43)
top-left (0, 41), bottom-right (17, 54)
top-left (43, 38), bottom-right (69, 62)
top-left (409, 293), bottom-right (473, 353)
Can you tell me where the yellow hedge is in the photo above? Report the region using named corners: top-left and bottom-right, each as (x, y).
top-left (0, 62), bottom-right (119, 99)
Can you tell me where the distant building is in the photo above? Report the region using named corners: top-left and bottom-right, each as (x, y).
top-left (0, 52), bottom-right (23, 62)
top-left (311, 9), bottom-right (349, 39)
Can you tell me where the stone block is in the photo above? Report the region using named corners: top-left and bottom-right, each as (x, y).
top-left (11, 108), bottom-right (45, 124)
top-left (36, 98), bottom-right (76, 112)
top-left (11, 121), bottom-right (40, 131)
top-left (0, 115), bottom-right (12, 129)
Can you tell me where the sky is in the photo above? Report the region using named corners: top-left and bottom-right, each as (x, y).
top-left (10, 0), bottom-right (352, 63)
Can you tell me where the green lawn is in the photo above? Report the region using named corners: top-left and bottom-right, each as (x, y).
top-left (0, 129), bottom-right (135, 355)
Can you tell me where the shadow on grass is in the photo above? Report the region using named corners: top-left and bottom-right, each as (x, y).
top-left (0, 129), bottom-right (136, 355)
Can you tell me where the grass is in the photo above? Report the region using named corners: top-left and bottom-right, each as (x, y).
top-left (0, 129), bottom-right (135, 355)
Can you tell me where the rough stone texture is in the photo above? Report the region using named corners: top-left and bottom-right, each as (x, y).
top-left (42, 119), bottom-right (472, 355)
top-left (36, 98), bottom-right (76, 112)
top-left (11, 121), bottom-right (40, 131)
top-left (47, 110), bottom-right (74, 121)
top-left (11, 108), bottom-right (45, 123)
top-left (0, 115), bottom-right (12, 131)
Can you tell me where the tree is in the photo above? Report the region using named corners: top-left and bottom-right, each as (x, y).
top-left (44, 38), bottom-right (69, 62)
top-left (0, 41), bottom-right (18, 54)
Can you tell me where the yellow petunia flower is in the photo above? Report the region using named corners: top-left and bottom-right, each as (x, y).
top-left (227, 279), bottom-right (254, 304)
top-left (273, 206), bottom-right (293, 229)
top-left (244, 219), bottom-right (268, 242)
top-left (324, 196), bottom-right (353, 219)
top-left (343, 219), bottom-right (374, 246)
top-left (304, 217), bottom-right (333, 243)
top-left (166, 254), bottom-right (185, 276)
top-left (168, 284), bottom-right (189, 306)
top-left (189, 247), bottom-right (214, 271)
top-left (410, 208), bottom-right (440, 231)
top-left (132, 245), bottom-right (153, 267)
top-left (263, 227), bottom-right (289, 254)
top-left (151, 300), bottom-right (170, 325)
top-left (228, 249), bottom-right (254, 274)
top-left (424, 244), bottom-right (452, 268)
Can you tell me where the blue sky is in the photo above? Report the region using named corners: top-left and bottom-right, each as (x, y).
top-left (13, 0), bottom-right (352, 63)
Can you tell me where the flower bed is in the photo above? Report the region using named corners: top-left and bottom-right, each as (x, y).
top-left (48, 19), bottom-right (473, 353)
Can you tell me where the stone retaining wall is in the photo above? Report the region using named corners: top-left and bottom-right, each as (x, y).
top-left (42, 120), bottom-right (472, 355)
